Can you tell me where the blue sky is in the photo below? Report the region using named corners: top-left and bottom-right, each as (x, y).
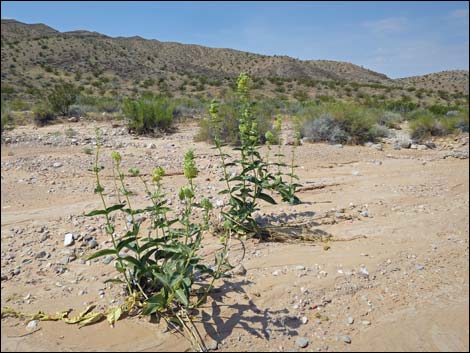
top-left (2, 1), bottom-right (469, 78)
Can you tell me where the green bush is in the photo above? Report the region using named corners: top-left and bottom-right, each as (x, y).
top-left (33, 101), bottom-right (55, 126)
top-left (122, 95), bottom-right (174, 134)
top-left (48, 83), bottom-right (80, 116)
top-left (1, 98), bottom-right (11, 132)
top-left (299, 102), bottom-right (389, 144)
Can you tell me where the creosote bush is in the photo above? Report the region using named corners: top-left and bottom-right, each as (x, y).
top-left (33, 101), bottom-right (55, 126)
top-left (47, 82), bottom-right (80, 116)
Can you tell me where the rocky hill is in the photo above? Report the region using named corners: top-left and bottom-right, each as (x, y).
top-left (1, 19), bottom-right (468, 104)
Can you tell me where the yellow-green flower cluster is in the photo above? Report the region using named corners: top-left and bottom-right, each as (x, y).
top-left (179, 185), bottom-right (194, 200)
top-left (183, 149), bottom-right (198, 180)
top-left (152, 166), bottom-right (165, 183)
top-left (111, 151), bottom-right (122, 163)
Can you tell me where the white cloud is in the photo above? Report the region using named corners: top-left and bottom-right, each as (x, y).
top-left (364, 17), bottom-right (408, 34)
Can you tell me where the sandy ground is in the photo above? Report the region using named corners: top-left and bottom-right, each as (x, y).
top-left (1, 120), bottom-right (469, 352)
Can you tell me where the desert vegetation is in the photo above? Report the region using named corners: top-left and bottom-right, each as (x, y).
top-left (1, 17), bottom-right (469, 353)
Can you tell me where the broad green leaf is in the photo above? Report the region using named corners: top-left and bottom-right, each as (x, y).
top-left (174, 288), bottom-right (189, 307)
top-left (86, 249), bottom-right (116, 261)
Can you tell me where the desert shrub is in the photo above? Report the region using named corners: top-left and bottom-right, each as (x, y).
top-left (70, 95), bottom-right (121, 115)
top-left (122, 95), bottom-right (174, 134)
top-left (301, 114), bottom-right (349, 144)
top-left (409, 114), bottom-right (446, 140)
top-left (299, 102), bottom-right (388, 144)
top-left (378, 111), bottom-right (403, 129)
top-left (9, 100), bottom-right (31, 111)
top-left (1, 98), bottom-right (12, 132)
top-left (33, 101), bottom-right (55, 126)
top-left (48, 82), bottom-right (80, 116)
top-left (384, 99), bottom-right (417, 113)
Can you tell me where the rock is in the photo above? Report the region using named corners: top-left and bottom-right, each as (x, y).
top-left (370, 143), bottom-right (383, 151)
top-left (12, 267), bottom-right (21, 276)
top-left (417, 144), bottom-right (428, 151)
top-left (147, 143), bottom-right (156, 149)
top-left (400, 140), bottom-right (412, 149)
top-left (272, 270), bottom-right (280, 276)
top-left (343, 335), bottom-right (352, 344)
top-left (410, 144), bottom-right (418, 149)
top-left (295, 337), bottom-right (309, 348)
top-left (425, 141), bottom-right (436, 149)
top-left (361, 210), bottom-right (369, 217)
top-left (102, 256), bottom-right (114, 265)
top-left (232, 264), bottom-right (247, 276)
top-left (87, 239), bottom-right (98, 249)
top-left (445, 150), bottom-right (469, 159)
top-left (415, 264), bottom-right (425, 270)
top-left (214, 199), bottom-right (224, 208)
top-left (352, 171), bottom-right (360, 176)
top-left (26, 320), bottom-right (39, 330)
top-left (362, 320), bottom-right (371, 326)
top-left (347, 316), bottom-right (354, 325)
top-left (358, 266), bottom-right (369, 278)
top-left (446, 110), bottom-right (458, 116)
top-left (333, 144), bottom-right (343, 148)
top-left (207, 339), bottom-right (218, 351)
top-left (52, 162), bottom-right (63, 168)
top-left (301, 316), bottom-right (308, 324)
top-left (294, 265), bottom-right (306, 271)
top-left (64, 233), bottom-right (74, 247)
top-left (68, 116), bottom-right (79, 122)
top-left (35, 251), bottom-right (47, 259)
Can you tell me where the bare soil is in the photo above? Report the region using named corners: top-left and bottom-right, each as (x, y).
top-left (1, 120), bottom-right (469, 352)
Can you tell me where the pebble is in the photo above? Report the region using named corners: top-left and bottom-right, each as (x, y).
top-left (362, 320), bottom-right (371, 326)
top-left (295, 337), bottom-right (309, 348)
top-left (294, 265), bottom-right (306, 271)
top-left (232, 264), bottom-right (247, 276)
top-left (347, 316), bottom-right (354, 325)
top-left (26, 320), bottom-right (39, 330)
top-left (35, 251), bottom-right (47, 259)
top-left (64, 233), bottom-right (74, 247)
top-left (361, 210), bottom-right (369, 217)
top-left (415, 264), bottom-right (425, 270)
top-left (87, 239), bottom-right (98, 249)
top-left (207, 339), bottom-right (218, 350)
top-left (358, 266), bottom-right (369, 278)
top-left (343, 335), bottom-right (352, 344)
top-left (102, 256), bottom-right (114, 265)
top-left (52, 162), bottom-right (63, 168)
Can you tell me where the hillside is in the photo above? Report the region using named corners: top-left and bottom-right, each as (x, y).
top-left (396, 70), bottom-right (469, 95)
top-left (1, 19), bottom-right (468, 105)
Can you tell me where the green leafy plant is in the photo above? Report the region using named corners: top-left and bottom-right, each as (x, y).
top-left (83, 130), bottom-right (232, 350)
top-left (209, 73), bottom-right (302, 239)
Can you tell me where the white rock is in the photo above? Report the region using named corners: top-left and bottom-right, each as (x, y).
top-left (64, 233), bottom-right (74, 247)
top-left (26, 320), bottom-right (39, 330)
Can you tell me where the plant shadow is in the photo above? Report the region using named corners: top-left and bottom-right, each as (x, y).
top-left (196, 279), bottom-right (301, 344)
